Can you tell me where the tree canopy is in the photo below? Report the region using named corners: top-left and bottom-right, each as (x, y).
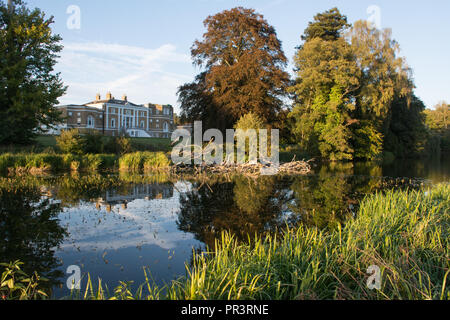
top-left (289, 8), bottom-right (426, 161)
top-left (0, 0), bottom-right (66, 145)
top-left (178, 7), bottom-right (290, 132)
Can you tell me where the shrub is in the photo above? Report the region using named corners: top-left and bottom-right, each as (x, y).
top-left (84, 131), bottom-right (104, 154)
top-left (56, 129), bottom-right (86, 155)
top-left (117, 136), bottom-right (133, 155)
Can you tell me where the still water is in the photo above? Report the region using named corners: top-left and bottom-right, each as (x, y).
top-left (0, 159), bottom-right (448, 298)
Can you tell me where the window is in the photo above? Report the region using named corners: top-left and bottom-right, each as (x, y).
top-left (111, 118), bottom-right (116, 128)
top-left (140, 120), bottom-right (144, 128)
top-left (87, 116), bottom-right (95, 128)
top-left (163, 122), bottom-right (169, 132)
top-left (77, 118), bottom-right (81, 125)
top-left (68, 112), bottom-right (73, 116)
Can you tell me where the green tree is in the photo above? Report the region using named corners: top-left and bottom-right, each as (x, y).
top-left (288, 35), bottom-right (360, 161)
top-left (302, 7), bottom-right (350, 42)
top-left (0, 0), bottom-right (66, 144)
top-left (178, 7), bottom-right (290, 132)
top-left (424, 102), bottom-right (450, 155)
top-left (289, 9), bottom-right (424, 161)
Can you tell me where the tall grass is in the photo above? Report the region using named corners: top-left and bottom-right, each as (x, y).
top-left (119, 152), bottom-right (171, 171)
top-left (0, 153), bottom-right (119, 174)
top-left (161, 184), bottom-right (448, 300)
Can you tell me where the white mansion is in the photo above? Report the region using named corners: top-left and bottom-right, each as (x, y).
top-left (50, 92), bottom-right (175, 138)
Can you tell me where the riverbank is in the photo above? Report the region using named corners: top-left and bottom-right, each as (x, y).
top-left (1, 183), bottom-right (448, 300)
top-left (0, 152), bottom-right (171, 174)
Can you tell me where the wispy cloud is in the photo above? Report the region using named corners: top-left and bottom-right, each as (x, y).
top-left (56, 41), bottom-right (193, 109)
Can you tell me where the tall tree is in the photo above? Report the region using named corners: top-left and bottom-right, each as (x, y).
top-left (178, 7), bottom-right (290, 131)
top-left (290, 9), bottom-right (424, 161)
top-left (348, 21), bottom-right (425, 159)
top-left (302, 7), bottom-right (350, 42)
top-left (289, 8), bottom-right (360, 161)
top-left (0, 0), bottom-right (66, 145)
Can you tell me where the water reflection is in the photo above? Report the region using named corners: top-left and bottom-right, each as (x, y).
top-left (0, 183), bottom-right (67, 293)
top-left (0, 158), bottom-right (447, 298)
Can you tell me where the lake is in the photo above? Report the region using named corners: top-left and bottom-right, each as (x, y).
top-left (0, 158), bottom-right (448, 298)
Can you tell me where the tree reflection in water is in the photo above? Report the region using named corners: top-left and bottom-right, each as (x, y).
top-left (177, 162), bottom-right (424, 248)
top-left (0, 183), bottom-right (67, 295)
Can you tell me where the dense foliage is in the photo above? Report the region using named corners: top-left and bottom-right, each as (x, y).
top-left (178, 7), bottom-right (290, 132)
top-left (289, 8), bottom-right (427, 161)
top-left (424, 102), bottom-right (450, 155)
top-left (0, 0), bottom-right (66, 144)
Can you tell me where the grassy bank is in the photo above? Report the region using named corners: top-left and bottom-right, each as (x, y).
top-left (0, 152), bottom-right (171, 174)
top-left (1, 184), bottom-right (448, 300)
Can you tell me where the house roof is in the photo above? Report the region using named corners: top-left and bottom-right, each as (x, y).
top-left (84, 98), bottom-right (141, 107)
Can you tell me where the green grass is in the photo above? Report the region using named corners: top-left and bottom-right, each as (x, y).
top-left (0, 151), bottom-right (172, 174)
top-left (35, 135), bottom-right (58, 148)
top-left (129, 137), bottom-right (172, 153)
top-left (0, 153), bottom-right (119, 174)
top-left (119, 152), bottom-right (171, 171)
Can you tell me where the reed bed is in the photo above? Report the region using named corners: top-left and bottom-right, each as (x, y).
top-left (0, 152), bottom-right (172, 174)
top-left (118, 152), bottom-right (171, 171)
top-left (0, 153), bottom-right (118, 174)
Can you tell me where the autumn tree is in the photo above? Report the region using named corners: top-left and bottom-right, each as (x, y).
top-left (348, 21), bottom-right (426, 159)
top-left (178, 7), bottom-right (290, 132)
top-left (0, 0), bottom-right (66, 145)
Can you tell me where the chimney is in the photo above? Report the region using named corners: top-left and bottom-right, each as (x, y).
top-left (95, 93), bottom-right (101, 101)
top-left (122, 94), bottom-right (127, 101)
top-left (106, 92), bottom-right (112, 100)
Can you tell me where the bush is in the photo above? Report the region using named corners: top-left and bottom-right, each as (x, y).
top-left (56, 130), bottom-right (86, 155)
top-left (103, 136), bottom-right (133, 155)
top-left (84, 131), bottom-right (104, 154)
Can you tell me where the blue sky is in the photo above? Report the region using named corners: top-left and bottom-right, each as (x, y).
top-left (25, 0), bottom-right (450, 112)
